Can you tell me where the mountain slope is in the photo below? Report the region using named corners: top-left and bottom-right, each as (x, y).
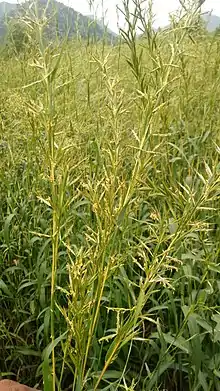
top-left (0, 1), bottom-right (17, 18)
top-left (0, 0), bottom-right (117, 42)
top-left (202, 13), bottom-right (220, 32)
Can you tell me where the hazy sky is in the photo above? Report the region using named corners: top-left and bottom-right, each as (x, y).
top-left (1, 0), bottom-right (220, 32)
top-left (63, 0), bottom-right (220, 31)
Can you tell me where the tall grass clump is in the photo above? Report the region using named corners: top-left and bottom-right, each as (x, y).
top-left (0, 0), bottom-right (220, 390)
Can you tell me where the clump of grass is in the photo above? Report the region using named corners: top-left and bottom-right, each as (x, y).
top-left (0, 0), bottom-right (220, 390)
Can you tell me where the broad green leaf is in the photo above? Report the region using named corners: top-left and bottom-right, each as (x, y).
top-left (0, 279), bottom-right (13, 298)
top-left (198, 370), bottom-right (209, 391)
top-left (42, 331), bottom-right (68, 360)
top-left (3, 213), bottom-right (15, 245)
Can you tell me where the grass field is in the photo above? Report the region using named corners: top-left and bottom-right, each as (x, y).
top-left (0, 1), bottom-right (220, 390)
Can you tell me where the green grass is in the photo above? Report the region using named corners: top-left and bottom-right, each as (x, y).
top-left (0, 1), bottom-right (220, 390)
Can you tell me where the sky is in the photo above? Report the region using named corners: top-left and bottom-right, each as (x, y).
top-left (1, 0), bottom-right (220, 32)
top-left (60, 0), bottom-right (220, 32)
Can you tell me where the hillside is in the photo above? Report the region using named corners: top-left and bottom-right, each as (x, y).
top-left (0, 1), bottom-right (17, 18)
top-left (202, 13), bottom-right (220, 32)
top-left (0, 0), bottom-right (117, 42)
top-left (0, 1), bottom-right (17, 35)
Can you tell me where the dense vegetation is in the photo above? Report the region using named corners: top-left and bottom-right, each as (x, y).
top-left (0, 1), bottom-right (220, 390)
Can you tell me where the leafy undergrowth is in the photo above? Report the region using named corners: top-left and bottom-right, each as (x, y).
top-left (0, 1), bottom-right (220, 390)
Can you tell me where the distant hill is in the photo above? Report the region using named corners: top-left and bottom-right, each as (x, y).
top-left (0, 1), bottom-right (17, 35)
top-left (202, 13), bottom-right (220, 32)
top-left (0, 0), bottom-right (117, 42)
top-left (157, 12), bottom-right (220, 35)
top-left (0, 1), bottom-right (17, 19)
